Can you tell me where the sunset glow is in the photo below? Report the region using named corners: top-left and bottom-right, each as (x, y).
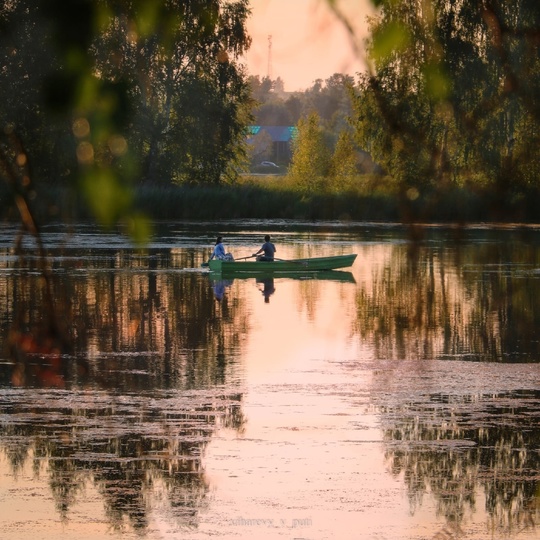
top-left (244, 0), bottom-right (375, 91)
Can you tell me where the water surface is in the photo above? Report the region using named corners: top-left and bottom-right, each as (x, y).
top-left (0, 221), bottom-right (538, 539)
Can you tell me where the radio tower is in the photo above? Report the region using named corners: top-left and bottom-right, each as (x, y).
top-left (267, 35), bottom-right (273, 80)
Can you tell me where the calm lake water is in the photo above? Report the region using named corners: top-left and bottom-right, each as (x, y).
top-left (0, 221), bottom-right (539, 540)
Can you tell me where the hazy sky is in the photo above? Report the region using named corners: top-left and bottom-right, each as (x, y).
top-left (243, 0), bottom-right (375, 92)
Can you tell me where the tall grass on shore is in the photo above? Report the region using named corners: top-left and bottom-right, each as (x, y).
top-left (130, 176), bottom-right (540, 223)
top-left (132, 176), bottom-right (401, 221)
top-left (4, 174), bottom-right (540, 225)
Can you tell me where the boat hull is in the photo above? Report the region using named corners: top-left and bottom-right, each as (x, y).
top-left (208, 254), bottom-right (357, 274)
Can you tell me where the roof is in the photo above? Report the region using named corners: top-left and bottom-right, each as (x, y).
top-left (247, 126), bottom-right (298, 143)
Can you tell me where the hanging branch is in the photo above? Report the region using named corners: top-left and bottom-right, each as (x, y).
top-left (0, 127), bottom-right (66, 352)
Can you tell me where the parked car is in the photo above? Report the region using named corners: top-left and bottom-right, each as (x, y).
top-left (251, 161), bottom-right (283, 175)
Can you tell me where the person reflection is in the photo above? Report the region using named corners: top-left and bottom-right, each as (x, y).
top-left (257, 278), bottom-right (275, 303)
top-left (211, 279), bottom-right (232, 301)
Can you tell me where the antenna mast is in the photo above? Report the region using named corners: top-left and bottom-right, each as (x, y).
top-left (267, 35), bottom-right (272, 80)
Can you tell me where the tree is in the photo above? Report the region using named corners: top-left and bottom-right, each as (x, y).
top-left (248, 130), bottom-right (274, 163)
top-left (330, 131), bottom-right (358, 191)
top-left (289, 112), bottom-right (331, 193)
top-left (0, 2), bottom-right (76, 187)
top-left (248, 75), bottom-right (275, 103)
top-left (349, 0), bottom-right (540, 205)
top-left (253, 101), bottom-right (292, 126)
top-left (0, 0), bottom-right (254, 242)
top-left (92, 0), bottom-right (253, 185)
top-left (305, 73), bottom-right (354, 127)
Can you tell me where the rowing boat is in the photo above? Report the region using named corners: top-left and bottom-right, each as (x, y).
top-left (207, 254), bottom-right (357, 274)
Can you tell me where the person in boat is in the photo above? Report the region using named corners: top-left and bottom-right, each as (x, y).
top-left (210, 236), bottom-right (234, 261)
top-left (253, 234), bottom-right (276, 262)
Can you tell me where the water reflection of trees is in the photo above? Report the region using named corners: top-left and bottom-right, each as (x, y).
top-left (0, 390), bottom-right (245, 531)
top-left (359, 234), bottom-right (540, 535)
top-left (0, 249), bottom-right (249, 389)
top-left (355, 239), bottom-right (540, 362)
top-left (380, 390), bottom-right (540, 536)
top-left (0, 247), bottom-right (248, 531)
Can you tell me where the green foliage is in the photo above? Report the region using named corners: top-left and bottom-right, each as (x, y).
top-left (92, 0), bottom-right (253, 186)
top-left (329, 131), bottom-right (359, 191)
top-left (26, 172), bottom-right (540, 224)
top-left (130, 181), bottom-right (402, 221)
top-left (371, 19), bottom-right (411, 63)
top-left (0, 0), bottom-right (253, 240)
top-left (248, 129), bottom-right (274, 163)
top-left (247, 73), bottom-right (368, 192)
top-left (81, 169), bottom-right (132, 228)
top-left (351, 0), bottom-right (540, 211)
top-left (288, 112), bottom-right (331, 193)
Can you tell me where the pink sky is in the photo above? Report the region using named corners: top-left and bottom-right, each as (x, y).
top-left (243, 0), bottom-right (375, 92)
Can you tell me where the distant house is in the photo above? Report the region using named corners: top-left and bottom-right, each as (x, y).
top-left (247, 125), bottom-right (298, 163)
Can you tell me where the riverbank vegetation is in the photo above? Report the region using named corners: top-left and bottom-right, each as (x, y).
top-left (131, 178), bottom-right (540, 223)
top-left (0, 0), bottom-right (539, 232)
top-left (14, 174), bottom-right (540, 225)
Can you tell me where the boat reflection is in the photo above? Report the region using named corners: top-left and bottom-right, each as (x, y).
top-left (208, 269), bottom-right (355, 304)
top-left (208, 269), bottom-right (356, 283)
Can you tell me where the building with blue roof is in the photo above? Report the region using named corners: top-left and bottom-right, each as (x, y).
top-left (247, 125), bottom-right (298, 163)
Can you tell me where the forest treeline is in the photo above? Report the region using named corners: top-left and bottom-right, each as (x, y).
top-left (0, 0), bottom-right (539, 229)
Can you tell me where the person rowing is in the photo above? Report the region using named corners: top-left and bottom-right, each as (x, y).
top-left (253, 234), bottom-right (276, 262)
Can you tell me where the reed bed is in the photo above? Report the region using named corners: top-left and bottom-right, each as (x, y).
top-left (5, 175), bottom-right (540, 225)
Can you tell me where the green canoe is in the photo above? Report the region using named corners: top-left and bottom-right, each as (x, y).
top-left (207, 254), bottom-right (357, 274)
